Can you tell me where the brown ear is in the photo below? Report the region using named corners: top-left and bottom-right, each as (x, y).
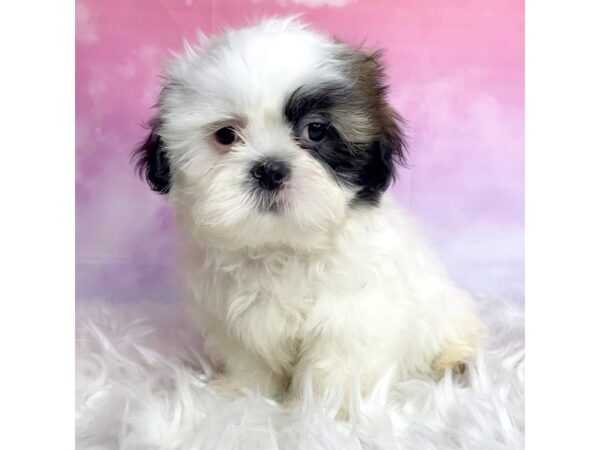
top-left (133, 118), bottom-right (171, 194)
top-left (353, 48), bottom-right (407, 167)
top-left (344, 48), bottom-right (408, 200)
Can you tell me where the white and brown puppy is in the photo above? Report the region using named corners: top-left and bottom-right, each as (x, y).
top-left (135, 17), bottom-right (485, 414)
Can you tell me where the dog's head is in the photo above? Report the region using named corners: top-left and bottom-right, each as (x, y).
top-left (135, 17), bottom-right (406, 249)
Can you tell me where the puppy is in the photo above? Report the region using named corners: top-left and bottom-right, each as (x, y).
top-left (135, 17), bottom-right (485, 415)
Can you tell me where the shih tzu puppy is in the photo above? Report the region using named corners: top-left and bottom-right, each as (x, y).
top-left (135, 17), bottom-right (485, 415)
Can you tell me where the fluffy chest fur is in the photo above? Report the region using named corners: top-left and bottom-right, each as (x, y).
top-left (192, 245), bottom-right (328, 375)
top-left (185, 210), bottom-right (392, 376)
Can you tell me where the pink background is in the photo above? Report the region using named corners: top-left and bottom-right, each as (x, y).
top-left (76, 0), bottom-right (524, 302)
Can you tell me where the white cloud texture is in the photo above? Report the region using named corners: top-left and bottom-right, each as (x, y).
top-left (252, 0), bottom-right (357, 8)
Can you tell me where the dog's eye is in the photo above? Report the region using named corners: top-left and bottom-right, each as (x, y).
top-left (302, 122), bottom-right (328, 142)
top-left (214, 127), bottom-right (238, 145)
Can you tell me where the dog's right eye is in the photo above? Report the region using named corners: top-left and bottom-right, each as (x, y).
top-left (301, 122), bottom-right (329, 143)
top-left (214, 127), bottom-right (238, 145)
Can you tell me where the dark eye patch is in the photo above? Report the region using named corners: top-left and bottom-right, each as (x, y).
top-left (284, 83), bottom-right (348, 127)
top-left (283, 80), bottom-right (405, 206)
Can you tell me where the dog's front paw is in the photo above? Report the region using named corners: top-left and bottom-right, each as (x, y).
top-left (208, 376), bottom-right (246, 397)
top-left (280, 392), bottom-right (302, 411)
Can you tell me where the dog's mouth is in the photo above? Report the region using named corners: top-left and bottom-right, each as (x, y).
top-left (250, 186), bottom-right (289, 214)
top-left (255, 190), bottom-right (287, 214)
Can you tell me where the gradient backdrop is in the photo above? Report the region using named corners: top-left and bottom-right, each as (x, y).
top-left (76, 0), bottom-right (524, 303)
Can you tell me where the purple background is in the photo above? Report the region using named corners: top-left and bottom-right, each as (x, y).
top-left (76, 0), bottom-right (524, 302)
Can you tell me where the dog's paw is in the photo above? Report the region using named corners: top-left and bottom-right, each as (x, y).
top-left (280, 393), bottom-right (301, 411)
top-left (431, 347), bottom-right (473, 380)
top-left (433, 360), bottom-right (467, 379)
top-left (432, 314), bottom-right (486, 380)
top-left (207, 377), bottom-right (245, 397)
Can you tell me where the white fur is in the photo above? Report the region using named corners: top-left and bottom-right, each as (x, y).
top-left (181, 200), bottom-right (485, 410)
top-left (151, 18), bottom-right (486, 415)
top-left (75, 298), bottom-right (523, 449)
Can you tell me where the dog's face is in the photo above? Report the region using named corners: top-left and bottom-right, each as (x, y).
top-left (136, 18), bottom-right (405, 249)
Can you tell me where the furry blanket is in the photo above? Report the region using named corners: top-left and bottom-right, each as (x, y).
top-left (75, 298), bottom-right (524, 450)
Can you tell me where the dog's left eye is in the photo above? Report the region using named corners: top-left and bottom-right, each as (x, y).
top-left (302, 122), bottom-right (328, 142)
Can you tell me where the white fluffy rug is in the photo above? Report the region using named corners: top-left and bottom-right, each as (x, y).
top-left (76, 297), bottom-right (524, 450)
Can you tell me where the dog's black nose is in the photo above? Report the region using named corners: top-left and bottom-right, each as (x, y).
top-left (250, 159), bottom-right (290, 190)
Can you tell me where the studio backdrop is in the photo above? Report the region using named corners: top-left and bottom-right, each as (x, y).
top-left (76, 0), bottom-right (524, 303)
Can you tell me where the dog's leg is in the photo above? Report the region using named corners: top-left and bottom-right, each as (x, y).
top-left (284, 343), bottom-right (352, 418)
top-left (207, 331), bottom-right (289, 398)
top-left (211, 352), bottom-right (289, 398)
top-left (211, 355), bottom-right (288, 397)
top-left (284, 333), bottom-right (382, 419)
top-left (431, 313), bottom-right (486, 379)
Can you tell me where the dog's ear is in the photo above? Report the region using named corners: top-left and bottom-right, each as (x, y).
top-left (133, 118), bottom-right (171, 194)
top-left (364, 50), bottom-right (407, 175)
top-left (348, 49), bottom-right (408, 203)
top-left (375, 103), bottom-right (408, 187)
top-left (353, 110), bottom-right (406, 203)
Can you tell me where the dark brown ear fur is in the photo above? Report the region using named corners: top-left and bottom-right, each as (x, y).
top-left (340, 47), bottom-right (408, 204)
top-left (350, 48), bottom-right (407, 163)
top-left (133, 118), bottom-right (171, 194)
